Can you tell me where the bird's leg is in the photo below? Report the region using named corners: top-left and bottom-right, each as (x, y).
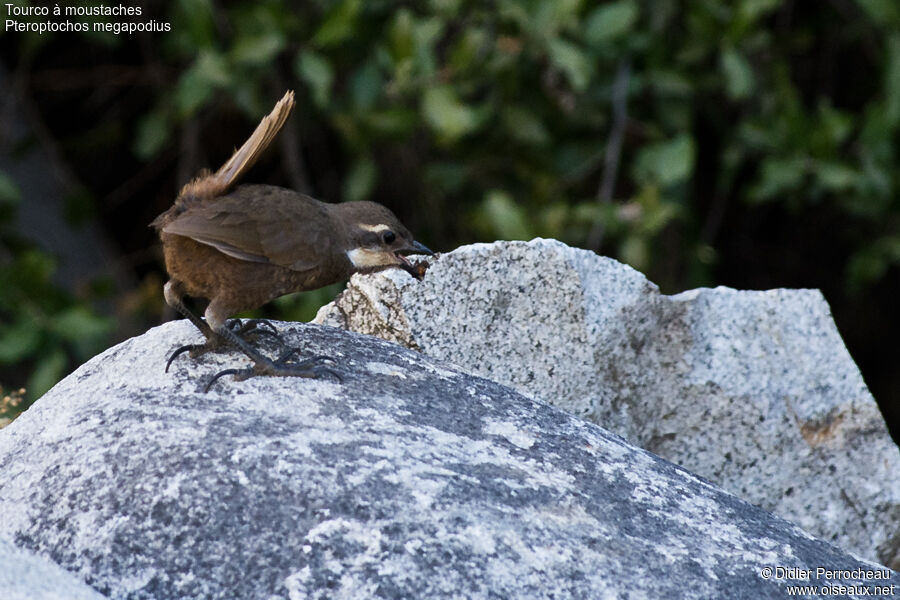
top-left (165, 281), bottom-right (216, 339)
top-left (163, 281), bottom-right (283, 371)
top-left (164, 281), bottom-right (223, 371)
top-left (203, 306), bottom-right (340, 391)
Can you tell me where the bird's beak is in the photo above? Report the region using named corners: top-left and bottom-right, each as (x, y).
top-left (396, 240), bottom-right (433, 256)
top-left (394, 240), bottom-right (433, 279)
top-left (409, 240), bottom-right (433, 255)
top-left (394, 240), bottom-right (430, 256)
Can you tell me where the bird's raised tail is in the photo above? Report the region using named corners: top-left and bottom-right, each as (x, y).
top-left (179, 90), bottom-right (296, 201)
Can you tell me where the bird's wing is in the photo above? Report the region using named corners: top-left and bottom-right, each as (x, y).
top-left (162, 186), bottom-right (335, 272)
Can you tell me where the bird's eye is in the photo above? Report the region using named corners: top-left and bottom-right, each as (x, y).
top-left (382, 231), bottom-right (396, 244)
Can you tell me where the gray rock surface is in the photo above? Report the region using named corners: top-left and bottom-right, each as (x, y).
top-left (0, 536), bottom-right (107, 600)
top-left (1, 321), bottom-right (897, 599)
top-left (315, 239), bottom-right (900, 568)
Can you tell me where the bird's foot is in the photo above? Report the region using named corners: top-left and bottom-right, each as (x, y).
top-left (225, 318), bottom-right (283, 343)
top-left (204, 349), bottom-right (341, 392)
top-left (166, 319), bottom-right (285, 372)
top-left (166, 340), bottom-right (223, 372)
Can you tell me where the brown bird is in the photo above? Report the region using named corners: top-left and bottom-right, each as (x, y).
top-left (151, 91), bottom-right (431, 389)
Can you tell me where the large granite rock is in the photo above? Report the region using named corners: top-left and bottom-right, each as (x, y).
top-left (0, 537), bottom-right (107, 600)
top-left (1, 321), bottom-right (897, 599)
top-left (315, 239), bottom-right (900, 568)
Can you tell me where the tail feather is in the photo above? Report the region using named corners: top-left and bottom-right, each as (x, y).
top-left (180, 90), bottom-right (296, 200)
top-left (215, 91), bottom-right (295, 188)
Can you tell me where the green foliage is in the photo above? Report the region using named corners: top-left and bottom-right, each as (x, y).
top-left (633, 135), bottom-right (696, 188)
top-left (271, 284), bottom-right (346, 323)
top-left (0, 172), bottom-right (113, 405)
top-left (296, 50), bottom-right (335, 109)
top-left (478, 190), bottom-right (534, 240)
top-left (422, 86), bottom-right (481, 142)
top-left (585, 0), bottom-right (640, 45)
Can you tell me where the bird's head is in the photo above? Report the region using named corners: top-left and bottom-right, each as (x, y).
top-left (336, 201), bottom-right (432, 277)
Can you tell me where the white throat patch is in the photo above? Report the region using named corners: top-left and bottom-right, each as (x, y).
top-left (346, 247), bottom-right (396, 268)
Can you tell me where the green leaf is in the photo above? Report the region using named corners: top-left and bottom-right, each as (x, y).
top-left (815, 161), bottom-right (859, 192)
top-left (721, 48), bottom-right (754, 100)
top-left (633, 135), bottom-right (696, 187)
top-left (537, 202), bottom-right (570, 238)
top-left (847, 237), bottom-right (900, 290)
top-left (232, 32), bottom-right (286, 68)
top-left (585, 0), bottom-right (639, 45)
top-left (429, 0), bottom-right (462, 15)
top-left (172, 0), bottom-right (217, 50)
top-left (175, 50), bottom-right (230, 117)
top-left (647, 69), bottom-right (694, 97)
top-left (885, 34), bottom-right (900, 127)
top-left (351, 61), bottom-right (382, 112)
top-left (314, 0), bottom-right (362, 48)
top-left (738, 0), bottom-right (779, 23)
top-left (134, 108), bottom-right (171, 159)
top-left (295, 50), bottom-right (334, 109)
top-left (858, 150), bottom-right (892, 200)
top-left (12, 250), bottom-right (56, 290)
top-left (449, 28), bottom-right (487, 72)
top-left (481, 190), bottom-right (533, 240)
top-left (364, 109), bottom-right (418, 137)
top-left (854, 0), bottom-right (900, 26)
top-left (847, 250), bottom-right (887, 290)
top-left (817, 104), bottom-right (854, 147)
top-left (497, 0), bottom-right (530, 30)
top-left (0, 319), bottom-right (41, 364)
top-left (27, 349), bottom-right (67, 400)
top-left (273, 283), bottom-right (345, 323)
top-left (389, 9), bottom-right (415, 62)
top-left (502, 106), bottom-right (550, 146)
top-left (411, 17), bottom-right (444, 80)
top-left (52, 306), bottom-right (112, 344)
top-left (749, 157), bottom-right (807, 202)
top-left (619, 234), bottom-right (649, 270)
top-left (191, 50), bottom-right (230, 86)
top-left (422, 86), bottom-right (478, 141)
top-left (530, 0), bottom-right (583, 36)
top-left (0, 173), bottom-right (21, 206)
top-left (547, 39), bottom-right (593, 91)
top-left (413, 18), bottom-right (445, 51)
top-left (344, 157), bottom-right (377, 203)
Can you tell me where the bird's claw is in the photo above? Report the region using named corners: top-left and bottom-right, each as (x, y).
top-left (203, 368), bottom-right (243, 392)
top-left (274, 348), bottom-right (335, 366)
top-left (203, 353), bottom-right (342, 392)
top-left (166, 343), bottom-right (209, 372)
top-left (226, 318), bottom-right (284, 342)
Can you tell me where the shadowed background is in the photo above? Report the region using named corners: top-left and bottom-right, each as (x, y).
top-left (0, 0), bottom-right (897, 440)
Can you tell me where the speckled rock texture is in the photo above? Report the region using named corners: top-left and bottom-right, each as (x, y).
top-left (0, 537), bottom-right (107, 599)
top-left (1, 321), bottom-right (897, 599)
top-left (315, 239), bottom-right (900, 568)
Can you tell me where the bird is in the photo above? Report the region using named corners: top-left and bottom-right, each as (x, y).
top-left (151, 91), bottom-right (432, 389)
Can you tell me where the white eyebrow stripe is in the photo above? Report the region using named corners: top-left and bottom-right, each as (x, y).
top-left (358, 223), bottom-right (392, 233)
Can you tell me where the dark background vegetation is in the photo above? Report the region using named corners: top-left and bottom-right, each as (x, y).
top-left (0, 0), bottom-right (897, 439)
